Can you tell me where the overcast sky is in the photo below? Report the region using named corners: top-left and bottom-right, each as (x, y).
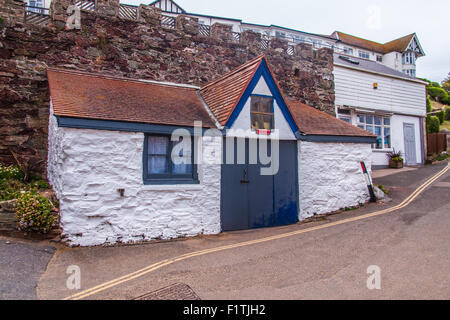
top-left (122, 0), bottom-right (449, 83)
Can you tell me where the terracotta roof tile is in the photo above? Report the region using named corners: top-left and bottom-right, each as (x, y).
top-left (200, 55), bottom-right (264, 125)
top-left (47, 69), bottom-right (216, 128)
top-left (288, 100), bottom-right (376, 137)
top-left (335, 32), bottom-right (415, 54)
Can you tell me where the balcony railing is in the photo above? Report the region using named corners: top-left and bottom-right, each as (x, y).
top-left (24, 6), bottom-right (50, 26)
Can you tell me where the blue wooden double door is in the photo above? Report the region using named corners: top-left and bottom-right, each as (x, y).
top-left (221, 138), bottom-right (299, 231)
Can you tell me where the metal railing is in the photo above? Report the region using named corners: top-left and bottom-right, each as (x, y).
top-left (199, 24), bottom-right (210, 37)
top-left (22, 1), bottom-right (347, 56)
top-left (74, 0), bottom-right (95, 12)
top-left (161, 15), bottom-right (175, 29)
top-left (119, 4), bottom-right (138, 20)
top-left (24, 6), bottom-right (50, 26)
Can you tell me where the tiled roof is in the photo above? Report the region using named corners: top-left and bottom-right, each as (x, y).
top-left (47, 69), bottom-right (216, 128)
top-left (334, 53), bottom-right (421, 82)
top-left (334, 31), bottom-right (415, 54)
top-left (199, 55), bottom-right (264, 125)
top-left (288, 100), bottom-right (376, 137)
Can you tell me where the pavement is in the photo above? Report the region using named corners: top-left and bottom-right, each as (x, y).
top-left (0, 238), bottom-right (55, 300)
top-left (1, 163), bottom-right (448, 300)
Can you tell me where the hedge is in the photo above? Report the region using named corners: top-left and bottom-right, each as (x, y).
top-left (437, 110), bottom-right (445, 124)
top-left (426, 115), bottom-right (440, 133)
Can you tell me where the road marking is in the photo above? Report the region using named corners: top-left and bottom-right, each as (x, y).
top-left (65, 163), bottom-right (450, 300)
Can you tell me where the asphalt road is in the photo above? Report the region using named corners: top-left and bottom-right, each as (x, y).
top-left (0, 238), bottom-right (55, 300)
top-left (33, 162), bottom-right (449, 300)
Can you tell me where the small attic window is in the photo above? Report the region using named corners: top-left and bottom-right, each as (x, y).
top-left (250, 95), bottom-right (274, 131)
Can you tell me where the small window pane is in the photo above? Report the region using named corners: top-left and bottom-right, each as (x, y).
top-left (357, 124), bottom-right (365, 130)
top-left (366, 125), bottom-right (373, 133)
top-left (339, 116), bottom-right (351, 123)
top-left (262, 115), bottom-right (273, 130)
top-left (148, 156), bottom-right (168, 174)
top-left (384, 127), bottom-right (391, 148)
top-left (374, 116), bottom-right (382, 125)
top-left (251, 113), bottom-right (262, 130)
top-left (374, 126), bottom-right (382, 149)
top-left (251, 97), bottom-right (261, 112)
top-left (384, 117), bottom-right (390, 126)
top-left (262, 98), bottom-right (272, 113)
top-left (148, 136), bottom-right (168, 155)
top-left (357, 115), bottom-right (365, 123)
top-left (366, 116), bottom-right (374, 124)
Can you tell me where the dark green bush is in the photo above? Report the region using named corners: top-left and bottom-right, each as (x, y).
top-left (437, 110), bottom-right (445, 124)
top-left (429, 82), bottom-right (441, 88)
top-left (427, 97), bottom-right (431, 113)
top-left (427, 87), bottom-right (448, 103)
top-left (15, 192), bottom-right (56, 234)
top-left (446, 107), bottom-right (450, 121)
top-left (426, 115), bottom-right (440, 133)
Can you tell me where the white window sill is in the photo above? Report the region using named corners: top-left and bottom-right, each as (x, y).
top-left (372, 149), bottom-right (393, 153)
top-left (142, 185), bottom-right (203, 191)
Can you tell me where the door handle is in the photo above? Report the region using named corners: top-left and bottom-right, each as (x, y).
top-left (240, 168), bottom-right (249, 184)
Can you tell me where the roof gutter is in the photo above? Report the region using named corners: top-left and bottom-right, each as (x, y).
top-left (296, 132), bottom-right (377, 143)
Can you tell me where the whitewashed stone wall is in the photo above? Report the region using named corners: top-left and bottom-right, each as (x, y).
top-left (297, 141), bottom-right (372, 220)
top-left (47, 110), bottom-right (222, 246)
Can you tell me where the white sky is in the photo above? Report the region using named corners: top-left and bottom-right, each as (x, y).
top-left (120, 0), bottom-right (449, 82)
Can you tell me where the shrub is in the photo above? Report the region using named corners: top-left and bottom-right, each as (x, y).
top-left (426, 115), bottom-right (440, 133)
top-left (446, 107), bottom-right (450, 121)
top-left (426, 97), bottom-right (431, 113)
top-left (0, 164), bottom-right (24, 181)
top-left (427, 86), bottom-right (448, 103)
top-left (15, 192), bottom-right (56, 234)
top-left (387, 149), bottom-right (403, 162)
top-left (34, 180), bottom-right (50, 190)
top-left (437, 110), bottom-right (445, 124)
top-left (429, 82), bottom-right (441, 88)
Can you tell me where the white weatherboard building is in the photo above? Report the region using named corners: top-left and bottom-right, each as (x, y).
top-left (47, 55), bottom-right (375, 246)
top-left (333, 54), bottom-right (427, 167)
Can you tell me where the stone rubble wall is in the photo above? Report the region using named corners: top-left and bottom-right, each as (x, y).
top-left (297, 141), bottom-right (373, 220)
top-left (0, 0), bottom-right (335, 175)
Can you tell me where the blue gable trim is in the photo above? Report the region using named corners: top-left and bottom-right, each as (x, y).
top-left (224, 58), bottom-right (300, 135)
top-left (56, 116), bottom-right (210, 135)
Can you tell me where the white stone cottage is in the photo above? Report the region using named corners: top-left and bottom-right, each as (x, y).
top-left (47, 55), bottom-right (376, 246)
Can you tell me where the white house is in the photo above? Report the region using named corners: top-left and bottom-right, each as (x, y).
top-left (47, 55), bottom-right (376, 246)
top-left (333, 53), bottom-right (428, 168)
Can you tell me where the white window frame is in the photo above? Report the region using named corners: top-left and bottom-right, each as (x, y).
top-left (356, 114), bottom-right (392, 150)
top-left (358, 50), bottom-right (370, 59)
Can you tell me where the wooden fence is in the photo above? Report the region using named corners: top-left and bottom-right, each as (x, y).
top-left (427, 133), bottom-right (448, 155)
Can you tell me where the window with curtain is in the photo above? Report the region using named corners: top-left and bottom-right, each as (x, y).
top-left (250, 95), bottom-right (274, 131)
top-left (144, 134), bottom-right (197, 184)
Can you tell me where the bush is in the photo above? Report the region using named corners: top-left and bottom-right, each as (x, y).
top-left (426, 115), bottom-right (440, 133)
top-left (15, 192), bottom-right (56, 234)
top-left (427, 97), bottom-right (432, 113)
top-left (427, 86), bottom-right (448, 103)
top-left (429, 82), bottom-right (441, 88)
top-left (0, 164), bottom-right (25, 181)
top-left (446, 107), bottom-right (450, 121)
top-left (437, 110), bottom-right (445, 124)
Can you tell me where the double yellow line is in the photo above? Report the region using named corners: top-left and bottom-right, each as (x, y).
top-left (65, 163), bottom-right (449, 300)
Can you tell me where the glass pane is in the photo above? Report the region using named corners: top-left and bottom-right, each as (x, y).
top-left (251, 113), bottom-right (261, 130)
top-left (148, 156), bottom-right (168, 174)
top-left (172, 163), bottom-right (192, 175)
top-left (374, 126), bottom-right (382, 149)
top-left (384, 117), bottom-right (390, 126)
top-left (171, 138), bottom-right (192, 167)
top-left (251, 97), bottom-right (261, 112)
top-left (357, 115), bottom-right (365, 123)
top-left (148, 136), bottom-right (168, 155)
top-left (262, 115), bottom-right (273, 130)
top-left (262, 98), bottom-right (273, 113)
top-left (366, 116), bottom-right (374, 124)
top-left (384, 127), bottom-right (391, 148)
top-left (339, 116), bottom-right (351, 123)
top-left (374, 116), bottom-right (382, 125)
top-left (366, 125), bottom-right (373, 133)
top-left (357, 125), bottom-right (365, 130)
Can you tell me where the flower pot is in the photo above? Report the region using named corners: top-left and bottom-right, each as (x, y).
top-left (389, 159), bottom-right (404, 169)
